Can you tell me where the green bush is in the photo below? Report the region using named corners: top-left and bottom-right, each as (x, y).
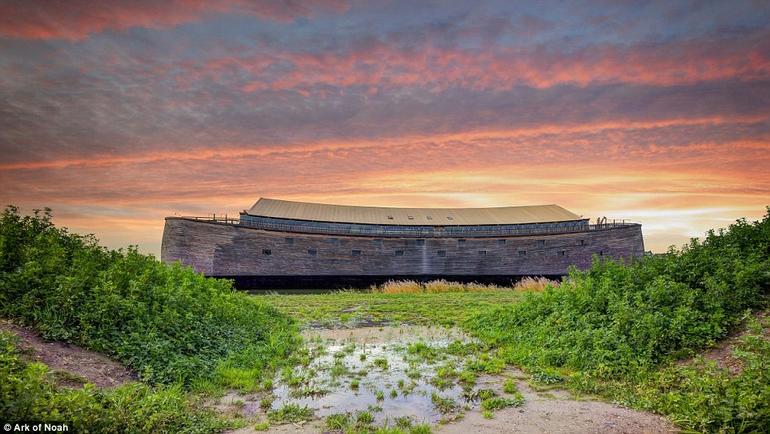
top-left (466, 208), bottom-right (770, 432)
top-left (0, 206), bottom-right (300, 388)
top-left (467, 208), bottom-right (770, 374)
top-left (0, 332), bottom-right (225, 432)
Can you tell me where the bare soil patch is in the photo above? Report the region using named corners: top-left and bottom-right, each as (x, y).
top-left (681, 311), bottom-right (770, 375)
top-left (437, 371), bottom-right (676, 434)
top-left (0, 319), bottom-right (135, 388)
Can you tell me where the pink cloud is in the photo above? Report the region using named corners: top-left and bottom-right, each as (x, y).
top-left (0, 0), bottom-right (348, 41)
top-left (222, 29), bottom-right (770, 91)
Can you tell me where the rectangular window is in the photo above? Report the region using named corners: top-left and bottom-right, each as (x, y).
top-left (497, 239), bottom-right (506, 246)
top-left (373, 239), bottom-right (383, 247)
top-left (538, 240), bottom-right (546, 246)
top-left (395, 250), bottom-right (404, 256)
top-left (329, 238), bottom-right (339, 245)
top-left (458, 239), bottom-right (466, 245)
top-left (307, 249), bottom-right (317, 256)
top-left (580, 239), bottom-right (586, 246)
top-left (351, 249), bottom-right (361, 257)
top-left (285, 237), bottom-right (294, 245)
top-left (437, 250), bottom-right (446, 257)
top-left (558, 250), bottom-right (566, 256)
top-left (416, 239), bottom-right (425, 246)
top-left (518, 250), bottom-right (526, 256)
top-left (262, 249), bottom-right (271, 256)
top-left (599, 250), bottom-right (604, 256)
top-left (387, 215), bottom-right (394, 220)
top-left (478, 250), bottom-right (487, 256)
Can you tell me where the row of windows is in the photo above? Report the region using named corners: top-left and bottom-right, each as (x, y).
top-left (386, 215), bottom-right (455, 221)
top-left (281, 236), bottom-right (587, 247)
top-left (262, 248), bottom-right (603, 257)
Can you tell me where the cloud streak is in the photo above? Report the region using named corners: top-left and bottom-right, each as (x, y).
top-left (0, 0), bottom-right (348, 40)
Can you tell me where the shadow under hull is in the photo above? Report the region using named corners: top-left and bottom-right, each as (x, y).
top-left (216, 274), bottom-right (566, 290)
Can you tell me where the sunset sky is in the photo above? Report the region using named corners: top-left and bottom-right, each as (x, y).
top-left (1, 0), bottom-right (768, 256)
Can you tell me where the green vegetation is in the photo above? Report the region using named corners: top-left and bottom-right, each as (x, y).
top-left (0, 206), bottom-right (300, 389)
top-left (373, 357), bottom-right (390, 370)
top-left (467, 209), bottom-right (770, 433)
top-left (430, 392), bottom-right (458, 413)
top-left (326, 411), bottom-right (432, 434)
top-left (0, 332), bottom-right (225, 432)
top-left (267, 403), bottom-right (313, 423)
top-left (3, 204), bottom-right (768, 433)
top-left (502, 378), bottom-right (518, 394)
top-left (257, 290), bottom-right (523, 327)
top-left (480, 395), bottom-right (524, 411)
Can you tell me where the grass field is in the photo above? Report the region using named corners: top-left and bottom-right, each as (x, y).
top-left (257, 290), bottom-right (524, 328)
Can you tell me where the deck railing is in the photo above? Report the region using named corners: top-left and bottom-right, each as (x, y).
top-left (176, 214), bottom-right (638, 238)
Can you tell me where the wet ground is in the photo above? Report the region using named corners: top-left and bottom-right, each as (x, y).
top-left (221, 325), bottom-right (481, 427)
top-left (222, 325), bottom-right (677, 433)
top-left (273, 326), bottom-right (475, 424)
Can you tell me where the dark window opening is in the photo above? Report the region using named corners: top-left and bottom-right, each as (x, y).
top-left (558, 250), bottom-right (566, 256)
top-left (307, 249), bottom-right (317, 256)
top-left (599, 250), bottom-right (604, 256)
top-left (580, 239), bottom-right (586, 246)
top-left (478, 250), bottom-right (487, 256)
top-left (262, 249), bottom-right (271, 256)
top-left (497, 239), bottom-right (506, 246)
top-left (395, 250), bottom-right (404, 256)
top-left (538, 240), bottom-right (546, 246)
top-left (285, 237), bottom-right (294, 245)
top-left (518, 250), bottom-right (526, 256)
top-left (437, 250), bottom-right (446, 257)
top-left (458, 239), bottom-right (466, 245)
top-left (387, 215), bottom-right (394, 220)
top-left (416, 239), bottom-right (425, 246)
top-left (351, 249), bottom-right (362, 257)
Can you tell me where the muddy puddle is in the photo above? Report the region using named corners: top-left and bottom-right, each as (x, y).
top-left (267, 325), bottom-right (480, 424)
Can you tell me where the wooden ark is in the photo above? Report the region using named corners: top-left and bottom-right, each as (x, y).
top-left (161, 198), bottom-right (644, 289)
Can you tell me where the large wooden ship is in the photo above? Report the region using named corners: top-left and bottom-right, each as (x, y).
top-left (161, 198), bottom-right (644, 288)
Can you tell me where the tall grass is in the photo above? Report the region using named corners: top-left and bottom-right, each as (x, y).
top-left (372, 277), bottom-right (558, 294)
top-left (512, 276), bottom-right (557, 292)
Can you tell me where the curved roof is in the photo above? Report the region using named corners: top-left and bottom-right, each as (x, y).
top-left (245, 198), bottom-right (583, 226)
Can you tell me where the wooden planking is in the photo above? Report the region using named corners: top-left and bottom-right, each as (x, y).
top-left (161, 218), bottom-right (644, 277)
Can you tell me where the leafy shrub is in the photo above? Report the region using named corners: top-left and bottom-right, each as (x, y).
top-left (0, 206), bottom-right (300, 388)
top-left (466, 208), bottom-right (770, 432)
top-left (0, 332), bottom-right (224, 432)
top-left (467, 209), bottom-right (770, 375)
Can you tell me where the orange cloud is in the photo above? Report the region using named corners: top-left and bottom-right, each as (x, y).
top-left (0, 0), bottom-right (348, 41)
top-left (225, 29), bottom-right (770, 91)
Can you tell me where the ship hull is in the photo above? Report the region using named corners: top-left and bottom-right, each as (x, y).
top-left (161, 217), bottom-right (644, 289)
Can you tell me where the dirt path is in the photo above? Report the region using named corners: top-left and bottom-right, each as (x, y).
top-left (436, 371), bottom-right (675, 434)
top-left (224, 325), bottom-right (677, 434)
top-left (0, 319), bottom-right (135, 388)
